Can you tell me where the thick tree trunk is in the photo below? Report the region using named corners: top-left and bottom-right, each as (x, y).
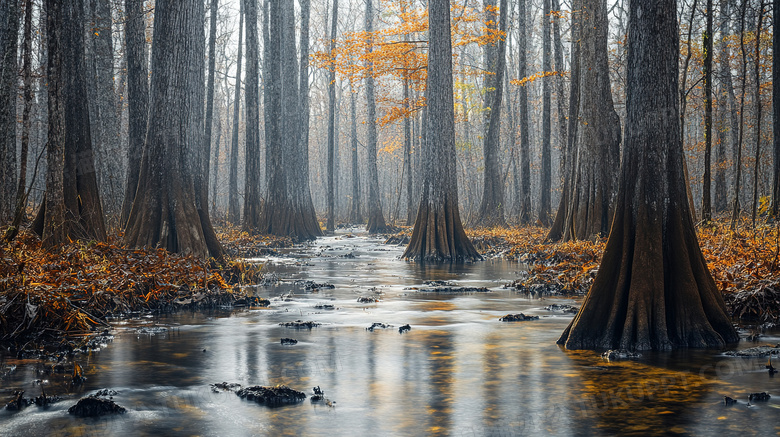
top-left (558, 0), bottom-right (621, 242)
top-left (365, 0), bottom-right (387, 234)
top-left (558, 0), bottom-right (739, 351)
top-left (517, 0), bottom-right (532, 224)
top-left (0, 0), bottom-right (19, 223)
top-left (228, 1), bottom-right (243, 224)
top-left (42, 0), bottom-right (67, 247)
top-left (475, 0), bottom-right (508, 228)
top-left (538, 0), bottom-right (552, 226)
top-left (402, 0), bottom-right (480, 263)
top-left (119, 0), bottom-right (148, 227)
top-left (125, 0), bottom-right (223, 259)
top-left (326, 0), bottom-right (338, 232)
top-left (243, 0), bottom-right (262, 230)
top-left (349, 81), bottom-right (363, 223)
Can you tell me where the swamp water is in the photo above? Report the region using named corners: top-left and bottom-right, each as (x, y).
top-left (1, 229), bottom-right (779, 436)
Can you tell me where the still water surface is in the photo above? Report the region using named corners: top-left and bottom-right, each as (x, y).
top-left (1, 229), bottom-right (779, 436)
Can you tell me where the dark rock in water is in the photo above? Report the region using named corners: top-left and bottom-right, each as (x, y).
top-left (68, 396), bottom-right (126, 417)
top-left (313, 386), bottom-right (324, 395)
top-left (93, 389), bottom-right (119, 397)
top-left (234, 296), bottom-right (271, 307)
top-left (601, 350), bottom-right (642, 360)
top-left (281, 338), bottom-right (298, 345)
top-left (300, 281), bottom-right (335, 292)
top-left (5, 390), bottom-right (28, 411)
top-left (367, 322), bottom-right (392, 331)
top-left (339, 252), bottom-right (356, 259)
top-left (424, 280), bottom-right (457, 287)
top-left (543, 304), bottom-right (579, 314)
top-left (723, 396), bottom-right (738, 406)
top-left (236, 385), bottom-right (306, 407)
top-left (279, 320), bottom-right (321, 329)
top-left (211, 382), bottom-right (242, 393)
top-left (357, 296), bottom-right (379, 303)
top-left (135, 326), bottom-right (168, 335)
top-left (724, 345), bottom-right (780, 358)
top-left (408, 280), bottom-right (490, 293)
top-left (499, 313), bottom-right (539, 322)
top-left (398, 324), bottom-right (411, 334)
top-left (314, 303), bottom-right (336, 310)
top-left (311, 386), bottom-right (325, 401)
top-left (748, 392), bottom-right (771, 402)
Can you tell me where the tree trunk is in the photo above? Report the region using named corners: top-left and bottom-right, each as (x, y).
top-left (750, 1), bottom-right (765, 226)
top-left (773, 0), bottom-right (780, 218)
top-left (548, 0), bottom-right (581, 241)
top-left (0, 0), bottom-right (19, 224)
top-left (680, 0), bottom-right (699, 222)
top-left (713, 0), bottom-right (730, 213)
top-left (203, 0), bottom-right (219, 214)
top-left (119, 0), bottom-right (148, 227)
top-left (243, 0), bottom-right (262, 230)
top-left (402, 0), bottom-right (481, 263)
top-left (557, 0), bottom-right (621, 242)
top-left (88, 0), bottom-right (122, 219)
top-left (349, 80), bottom-right (363, 223)
top-left (558, 0), bottom-right (739, 351)
top-left (228, 0), bottom-right (243, 224)
top-left (124, 0), bottom-right (224, 259)
top-left (13, 0), bottom-right (34, 226)
top-left (538, 0), bottom-right (552, 226)
top-left (404, 76), bottom-right (414, 226)
top-left (730, 0), bottom-right (748, 229)
top-left (702, 0), bottom-right (713, 221)
top-left (475, 0), bottom-right (508, 228)
top-left (326, 0), bottom-right (338, 232)
top-left (365, 0), bottom-right (387, 233)
top-left (517, 0), bottom-right (532, 224)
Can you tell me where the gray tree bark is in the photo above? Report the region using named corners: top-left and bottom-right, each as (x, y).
top-left (402, 0), bottom-right (480, 262)
top-left (243, 0), bottom-right (262, 230)
top-left (349, 80), bottom-right (362, 223)
top-left (326, 0), bottom-right (338, 231)
top-left (538, 0), bottom-right (552, 226)
top-left (365, 0), bottom-right (387, 233)
top-left (228, 0), bottom-right (243, 224)
top-left (773, 0), bottom-right (780, 217)
top-left (0, 0), bottom-right (19, 223)
top-left (516, 0), bottom-right (532, 224)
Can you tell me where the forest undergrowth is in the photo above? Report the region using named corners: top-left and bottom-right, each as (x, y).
top-left (1, 217), bottom-right (778, 352)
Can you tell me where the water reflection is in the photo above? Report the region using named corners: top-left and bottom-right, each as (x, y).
top-left (2, 230), bottom-right (779, 436)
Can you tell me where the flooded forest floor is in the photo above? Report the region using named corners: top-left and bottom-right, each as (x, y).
top-left (1, 217), bottom-right (778, 355)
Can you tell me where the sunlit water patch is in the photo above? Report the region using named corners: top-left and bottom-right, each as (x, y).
top-left (2, 228), bottom-right (779, 436)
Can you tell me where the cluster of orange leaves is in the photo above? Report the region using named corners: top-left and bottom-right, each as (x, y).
top-left (0, 228), bottom-right (264, 345)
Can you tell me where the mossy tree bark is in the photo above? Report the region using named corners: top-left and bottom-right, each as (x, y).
top-left (124, 0), bottom-right (224, 260)
top-left (402, 0), bottom-right (481, 263)
top-left (558, 0), bottom-right (739, 351)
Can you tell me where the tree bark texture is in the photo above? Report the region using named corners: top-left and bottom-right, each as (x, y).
top-left (349, 81), bottom-right (363, 223)
top-left (120, 0), bottom-right (149, 227)
top-left (365, 0), bottom-right (387, 233)
top-left (475, 0), bottom-right (508, 228)
top-left (228, 0), bottom-right (243, 224)
top-left (0, 0), bottom-right (19, 223)
top-left (773, 0), bottom-right (780, 217)
top-left (702, 0), bottom-right (713, 221)
top-left (750, 1), bottom-right (765, 226)
top-left (402, 0), bottom-right (480, 263)
top-left (326, 0), bottom-right (338, 231)
top-left (243, 0), bottom-right (262, 230)
top-left (538, 0), bottom-right (553, 226)
top-left (713, 0), bottom-right (730, 213)
top-left (516, 0), bottom-right (532, 224)
top-left (124, 0), bottom-right (223, 259)
top-left (558, 0), bottom-right (739, 351)
top-left (561, 0), bottom-right (621, 241)
top-left (203, 0), bottom-right (219, 214)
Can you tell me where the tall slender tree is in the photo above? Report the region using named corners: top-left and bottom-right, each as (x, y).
top-left (402, 0), bottom-right (480, 262)
top-left (750, 0), bottom-right (765, 226)
top-left (326, 0), bottom-right (339, 232)
top-left (558, 0), bottom-right (739, 350)
top-left (538, 0), bottom-right (552, 226)
top-left (730, 0), bottom-right (748, 229)
top-left (228, 0), bottom-right (244, 224)
top-left (349, 81), bottom-right (363, 223)
top-left (702, 0), bottom-right (714, 221)
top-left (773, 0), bottom-right (780, 218)
top-left (125, 0), bottom-right (224, 259)
top-left (365, 0), bottom-right (388, 233)
top-left (516, 0), bottom-right (532, 224)
top-left (204, 0), bottom-right (220, 216)
top-left (714, 0), bottom-right (733, 213)
top-left (120, 0), bottom-right (149, 227)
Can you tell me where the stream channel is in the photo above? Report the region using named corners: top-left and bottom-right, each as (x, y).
top-left (1, 228), bottom-right (779, 436)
